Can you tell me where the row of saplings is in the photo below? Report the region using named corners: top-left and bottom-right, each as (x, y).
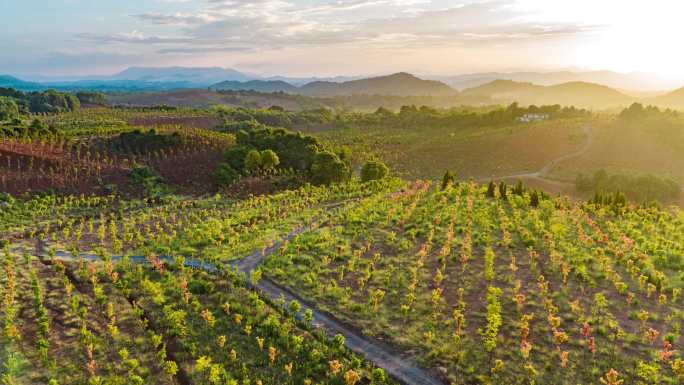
top-left (214, 126), bottom-right (389, 188)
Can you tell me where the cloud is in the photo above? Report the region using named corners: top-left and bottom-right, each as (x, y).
top-left (132, 12), bottom-right (216, 25)
top-left (141, 0), bottom-right (598, 53)
top-left (76, 31), bottom-right (191, 44)
top-left (42, 0), bottom-right (602, 74)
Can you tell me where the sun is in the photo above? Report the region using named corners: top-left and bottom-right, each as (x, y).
top-left (516, 0), bottom-right (684, 82)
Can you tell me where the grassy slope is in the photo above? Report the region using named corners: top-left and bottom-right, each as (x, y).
top-left (316, 118), bottom-right (589, 180)
top-left (547, 117), bottom-right (684, 184)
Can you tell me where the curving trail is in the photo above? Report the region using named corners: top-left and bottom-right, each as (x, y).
top-left (478, 124), bottom-right (593, 183)
top-left (231, 229), bottom-right (444, 385)
top-left (33, 223), bottom-right (445, 385)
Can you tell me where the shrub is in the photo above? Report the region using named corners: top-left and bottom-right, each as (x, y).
top-left (244, 150), bottom-right (262, 174)
top-left (0, 96), bottom-right (19, 121)
top-left (260, 149), bottom-right (280, 172)
top-left (214, 164), bottom-right (240, 187)
top-left (223, 145), bottom-right (255, 172)
top-left (310, 151), bottom-right (351, 185)
top-left (128, 165), bottom-right (166, 197)
top-left (361, 160), bottom-right (389, 182)
top-left (576, 169), bottom-right (680, 203)
top-left (441, 170), bottom-right (455, 189)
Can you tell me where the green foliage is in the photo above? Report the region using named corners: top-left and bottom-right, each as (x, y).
top-left (75, 92), bottom-right (108, 106)
top-left (486, 181), bottom-right (496, 198)
top-left (0, 87), bottom-right (80, 114)
top-left (128, 165), bottom-right (167, 197)
top-left (577, 169), bottom-right (680, 203)
top-left (222, 145), bottom-right (254, 172)
top-left (482, 287), bottom-right (502, 353)
top-left (361, 160), bottom-right (389, 182)
top-left (441, 170), bottom-right (455, 190)
top-left (244, 150), bottom-right (262, 174)
top-left (214, 164), bottom-right (240, 187)
top-left (0, 96), bottom-right (19, 121)
top-left (259, 149), bottom-right (280, 172)
top-left (310, 151), bottom-right (351, 185)
top-left (113, 129), bottom-right (181, 153)
top-left (237, 126), bottom-right (322, 171)
top-left (1, 118), bottom-right (60, 138)
top-left (530, 191), bottom-right (540, 207)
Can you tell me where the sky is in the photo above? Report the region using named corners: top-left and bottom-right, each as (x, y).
top-left (2, 0), bottom-right (684, 82)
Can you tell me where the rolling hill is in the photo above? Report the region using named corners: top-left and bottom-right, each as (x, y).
top-left (653, 86), bottom-right (684, 109)
top-left (210, 80), bottom-right (299, 93)
top-left (299, 72), bottom-right (457, 96)
top-left (0, 75), bottom-right (44, 91)
top-left (461, 80), bottom-right (634, 108)
top-left (209, 72), bottom-right (458, 97)
top-left (436, 70), bottom-right (672, 91)
top-left (110, 66), bottom-right (250, 84)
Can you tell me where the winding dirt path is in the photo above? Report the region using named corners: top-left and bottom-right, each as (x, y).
top-left (231, 229), bottom-right (444, 385)
top-left (32, 219), bottom-right (445, 385)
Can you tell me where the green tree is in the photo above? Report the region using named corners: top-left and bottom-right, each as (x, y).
top-left (310, 151), bottom-right (350, 185)
top-left (530, 191), bottom-right (540, 207)
top-left (244, 150), bottom-right (262, 175)
top-left (361, 160), bottom-right (389, 182)
top-left (441, 170), bottom-right (455, 190)
top-left (214, 164), bottom-right (240, 187)
top-left (223, 145), bottom-right (254, 172)
top-left (0, 97), bottom-right (19, 121)
top-left (260, 149), bottom-right (280, 172)
top-left (486, 181), bottom-right (496, 198)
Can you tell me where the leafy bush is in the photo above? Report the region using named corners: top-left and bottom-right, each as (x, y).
top-left (244, 150), bottom-right (262, 174)
top-left (311, 151), bottom-right (351, 185)
top-left (361, 160), bottom-right (389, 182)
top-left (128, 165), bottom-right (167, 197)
top-left (260, 149), bottom-right (280, 172)
top-left (214, 164), bottom-right (240, 187)
top-left (223, 145), bottom-right (255, 172)
top-left (114, 129), bottom-right (181, 153)
top-left (576, 169), bottom-right (680, 203)
top-left (76, 92), bottom-right (108, 106)
top-left (0, 96), bottom-right (19, 121)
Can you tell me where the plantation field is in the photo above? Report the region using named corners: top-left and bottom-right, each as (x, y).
top-left (2, 181), bottom-right (405, 385)
top-left (2, 103), bottom-right (684, 385)
top-left (260, 180), bottom-right (684, 384)
top-left (3, 177), bottom-right (683, 385)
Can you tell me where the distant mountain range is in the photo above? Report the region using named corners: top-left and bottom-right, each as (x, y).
top-left (2, 67), bottom-right (362, 92)
top-left (432, 70), bottom-right (673, 92)
top-left (212, 72), bottom-right (457, 97)
top-left (5, 66), bottom-right (684, 110)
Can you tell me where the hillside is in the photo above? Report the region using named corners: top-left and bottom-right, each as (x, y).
top-left (300, 72), bottom-right (457, 96)
top-left (210, 80), bottom-right (299, 93)
top-left (0, 75), bottom-right (44, 91)
top-left (111, 66), bottom-right (250, 84)
top-left (437, 70), bottom-right (672, 91)
top-left (461, 80), bottom-right (634, 108)
top-left (460, 79), bottom-right (541, 98)
top-left (211, 73), bottom-right (458, 97)
top-left (653, 86), bottom-right (684, 109)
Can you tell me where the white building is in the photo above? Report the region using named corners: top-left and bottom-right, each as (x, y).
top-left (517, 113), bottom-right (549, 122)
